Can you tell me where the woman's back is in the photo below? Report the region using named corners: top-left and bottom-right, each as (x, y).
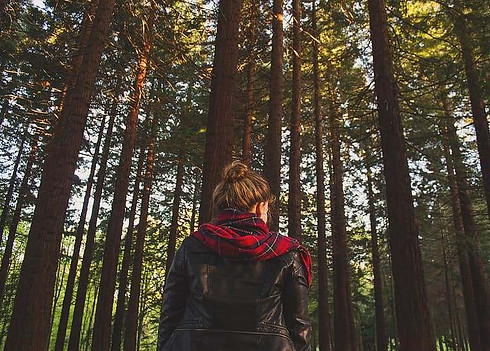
top-left (158, 236), bottom-right (311, 351)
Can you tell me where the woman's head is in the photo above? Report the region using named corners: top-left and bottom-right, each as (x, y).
top-left (213, 161), bottom-right (275, 220)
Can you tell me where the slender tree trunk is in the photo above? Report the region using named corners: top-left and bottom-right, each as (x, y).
top-left (123, 112), bottom-right (159, 351)
top-left (366, 0), bottom-right (436, 349)
top-left (288, 0), bottom-right (302, 240)
top-left (0, 136), bottom-right (38, 309)
top-left (441, 231), bottom-right (457, 351)
top-left (54, 114), bottom-right (106, 351)
top-left (366, 161), bottom-right (387, 351)
top-left (441, 115), bottom-right (481, 351)
top-left (0, 132), bottom-right (26, 245)
top-left (312, 2), bottom-right (331, 349)
top-left (166, 156), bottom-right (185, 275)
top-left (0, 101), bottom-right (8, 130)
top-left (92, 5), bottom-right (157, 349)
top-left (189, 174), bottom-right (200, 235)
top-left (444, 104), bottom-right (490, 350)
top-left (264, 0), bottom-right (283, 231)
top-left (198, 0), bottom-right (242, 224)
top-left (329, 91), bottom-right (356, 351)
top-left (68, 94), bottom-right (119, 351)
top-left (5, 0), bottom-right (117, 348)
top-left (451, 0), bottom-right (490, 220)
top-left (111, 146), bottom-right (146, 351)
top-left (242, 0), bottom-right (257, 166)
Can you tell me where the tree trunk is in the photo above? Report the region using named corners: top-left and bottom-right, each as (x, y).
top-left (91, 5), bottom-right (156, 349)
top-left (451, 0), bottom-right (490, 220)
top-left (440, 109), bottom-right (481, 351)
top-left (242, 0), bottom-right (257, 166)
top-left (166, 156), bottom-right (185, 275)
top-left (328, 89), bottom-right (356, 351)
top-left (441, 231), bottom-right (457, 351)
top-left (57, 0), bottom-right (100, 112)
top-left (68, 93), bottom-right (119, 351)
top-left (366, 0), bottom-right (436, 349)
top-left (0, 135), bottom-right (38, 309)
top-left (312, 2), bottom-right (331, 349)
top-left (123, 112), bottom-right (159, 351)
top-left (198, 0), bottom-right (242, 224)
top-left (54, 114), bottom-right (106, 351)
top-left (0, 132), bottom-right (26, 245)
top-left (111, 145), bottom-right (146, 351)
top-left (444, 104), bottom-right (490, 350)
top-left (5, 0), bottom-right (117, 348)
top-left (264, 0), bottom-right (283, 231)
top-left (189, 173), bottom-right (200, 234)
top-left (366, 161), bottom-right (387, 351)
top-left (288, 0), bottom-right (302, 240)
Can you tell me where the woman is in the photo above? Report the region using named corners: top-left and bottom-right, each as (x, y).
top-left (157, 161), bottom-right (312, 351)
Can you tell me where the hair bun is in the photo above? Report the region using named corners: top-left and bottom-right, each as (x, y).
top-left (223, 161), bottom-right (249, 182)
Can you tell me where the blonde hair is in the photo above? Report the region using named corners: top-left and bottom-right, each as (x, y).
top-left (213, 161), bottom-right (275, 212)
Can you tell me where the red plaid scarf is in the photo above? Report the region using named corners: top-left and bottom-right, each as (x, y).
top-left (192, 209), bottom-right (312, 286)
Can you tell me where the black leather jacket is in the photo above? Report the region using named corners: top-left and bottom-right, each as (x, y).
top-left (157, 236), bottom-right (311, 351)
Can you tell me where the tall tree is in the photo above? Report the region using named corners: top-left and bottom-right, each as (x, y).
top-left (166, 156), bottom-right (185, 275)
top-left (198, 0), bottom-right (243, 224)
top-left (68, 92), bottom-right (119, 351)
top-left (264, 0), bottom-right (283, 231)
top-left (242, 0), bottom-right (257, 166)
top-left (54, 114), bottom-right (106, 351)
top-left (312, 2), bottom-right (331, 349)
top-left (366, 157), bottom-right (387, 351)
top-left (440, 98), bottom-right (481, 351)
top-left (328, 83), bottom-right (356, 351)
top-left (91, 3), bottom-right (157, 349)
top-left (123, 112), bottom-right (159, 351)
top-left (451, 0), bottom-right (490, 220)
top-left (366, 0), bottom-right (436, 349)
top-left (443, 103), bottom-right (490, 350)
top-left (288, 0), bottom-right (302, 240)
top-left (111, 145), bottom-right (146, 351)
top-left (4, 0), bottom-right (117, 348)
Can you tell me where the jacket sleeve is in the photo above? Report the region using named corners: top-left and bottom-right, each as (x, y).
top-left (157, 241), bottom-right (189, 351)
top-left (283, 251), bottom-right (312, 351)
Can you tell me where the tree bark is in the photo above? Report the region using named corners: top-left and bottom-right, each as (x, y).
top-left (312, 2), bottom-right (331, 349)
top-left (5, 0), bottom-right (117, 348)
top-left (287, 0), bottom-right (302, 240)
top-left (123, 112), bottom-right (159, 351)
top-left (0, 132), bottom-right (26, 245)
top-left (91, 5), bottom-right (156, 349)
top-left (264, 0), bottom-right (283, 231)
top-left (440, 107), bottom-right (481, 351)
top-left (441, 231), bottom-right (457, 351)
top-left (366, 0), bottom-right (436, 349)
top-left (328, 88), bottom-right (356, 351)
top-left (111, 145), bottom-right (146, 351)
top-left (444, 105), bottom-right (490, 350)
top-left (0, 135), bottom-right (38, 309)
top-left (189, 173), bottom-right (200, 234)
top-left (54, 114), bottom-right (106, 351)
top-left (366, 161), bottom-right (387, 351)
top-left (451, 0), bottom-right (490, 220)
top-left (198, 0), bottom-right (242, 224)
top-left (57, 0), bottom-right (100, 112)
top-left (68, 93), bottom-right (119, 351)
top-left (166, 156), bottom-right (185, 275)
top-left (242, 0), bottom-right (257, 166)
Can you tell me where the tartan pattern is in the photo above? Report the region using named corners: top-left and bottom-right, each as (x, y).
top-left (192, 209), bottom-right (312, 286)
